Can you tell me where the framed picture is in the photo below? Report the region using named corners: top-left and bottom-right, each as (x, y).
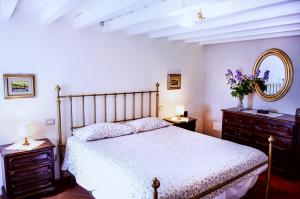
top-left (3, 74), bottom-right (36, 99)
top-left (296, 108), bottom-right (300, 119)
top-left (167, 74), bottom-right (181, 90)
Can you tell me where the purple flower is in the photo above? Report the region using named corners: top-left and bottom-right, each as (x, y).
top-left (229, 78), bottom-right (236, 85)
top-left (263, 70), bottom-right (270, 81)
top-left (237, 75), bottom-right (243, 82)
top-left (235, 69), bottom-right (243, 77)
top-left (249, 75), bottom-right (255, 80)
top-left (255, 69), bottom-right (261, 78)
top-left (226, 69), bottom-right (233, 77)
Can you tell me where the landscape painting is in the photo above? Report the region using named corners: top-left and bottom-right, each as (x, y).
top-left (167, 74), bottom-right (181, 90)
top-left (3, 74), bottom-right (35, 99)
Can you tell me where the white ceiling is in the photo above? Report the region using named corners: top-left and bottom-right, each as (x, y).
top-left (1, 0), bottom-right (300, 45)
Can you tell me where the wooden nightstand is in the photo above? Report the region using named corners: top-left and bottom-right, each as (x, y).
top-left (164, 117), bottom-right (197, 131)
top-left (0, 138), bottom-right (56, 199)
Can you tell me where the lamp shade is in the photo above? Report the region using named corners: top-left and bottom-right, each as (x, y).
top-left (175, 105), bottom-right (184, 116)
top-left (18, 122), bottom-right (33, 138)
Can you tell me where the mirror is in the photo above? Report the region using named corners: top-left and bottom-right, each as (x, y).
top-left (253, 48), bottom-right (293, 101)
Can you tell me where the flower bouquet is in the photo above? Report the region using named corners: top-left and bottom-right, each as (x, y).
top-left (225, 69), bottom-right (269, 110)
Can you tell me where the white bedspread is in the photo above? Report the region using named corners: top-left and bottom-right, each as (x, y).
top-left (62, 126), bottom-right (267, 199)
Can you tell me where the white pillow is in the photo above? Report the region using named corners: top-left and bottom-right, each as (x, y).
top-left (73, 123), bottom-right (136, 141)
top-left (126, 117), bottom-right (169, 133)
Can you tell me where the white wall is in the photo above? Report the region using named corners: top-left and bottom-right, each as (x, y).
top-left (203, 36), bottom-right (300, 137)
top-left (0, 13), bottom-right (205, 187)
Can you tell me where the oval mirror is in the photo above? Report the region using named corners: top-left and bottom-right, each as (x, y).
top-left (253, 48), bottom-right (293, 101)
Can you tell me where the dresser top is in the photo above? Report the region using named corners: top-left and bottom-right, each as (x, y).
top-left (222, 108), bottom-right (295, 123)
top-left (0, 138), bottom-right (55, 157)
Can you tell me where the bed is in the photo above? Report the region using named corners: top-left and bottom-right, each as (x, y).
top-left (55, 83), bottom-right (273, 199)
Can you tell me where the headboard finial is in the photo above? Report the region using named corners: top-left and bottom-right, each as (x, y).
top-left (152, 177), bottom-right (160, 199)
top-left (152, 177), bottom-right (160, 189)
top-left (55, 85), bottom-right (61, 92)
top-left (155, 82), bottom-right (159, 90)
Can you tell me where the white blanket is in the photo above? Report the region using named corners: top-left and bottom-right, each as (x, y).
top-left (62, 126), bottom-right (267, 199)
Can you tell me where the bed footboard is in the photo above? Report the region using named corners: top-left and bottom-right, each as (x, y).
top-left (152, 178), bottom-right (160, 199)
top-left (152, 136), bottom-right (273, 199)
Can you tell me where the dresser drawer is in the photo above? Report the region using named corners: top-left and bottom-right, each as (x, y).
top-left (223, 114), bottom-right (254, 130)
top-left (9, 164), bottom-right (53, 183)
top-left (223, 126), bottom-right (253, 143)
top-left (6, 149), bottom-right (53, 171)
top-left (252, 133), bottom-right (292, 151)
top-left (253, 121), bottom-right (294, 138)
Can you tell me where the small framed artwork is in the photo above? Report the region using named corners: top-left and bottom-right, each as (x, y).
top-left (3, 74), bottom-right (36, 99)
top-left (167, 74), bottom-right (181, 90)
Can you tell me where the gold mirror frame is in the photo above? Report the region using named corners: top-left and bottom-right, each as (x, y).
top-left (253, 48), bottom-right (293, 102)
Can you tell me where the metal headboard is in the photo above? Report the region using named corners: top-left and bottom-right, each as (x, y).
top-left (55, 83), bottom-right (160, 147)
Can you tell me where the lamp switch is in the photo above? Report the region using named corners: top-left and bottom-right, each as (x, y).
top-left (46, 119), bottom-right (55, 126)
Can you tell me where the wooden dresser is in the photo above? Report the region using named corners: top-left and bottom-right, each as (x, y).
top-left (0, 138), bottom-right (56, 199)
top-left (222, 108), bottom-right (300, 178)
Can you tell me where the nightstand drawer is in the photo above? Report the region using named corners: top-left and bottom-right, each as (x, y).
top-left (6, 149), bottom-right (53, 171)
top-left (9, 164), bottom-right (53, 183)
top-left (175, 121), bottom-right (196, 131)
top-left (11, 178), bottom-right (55, 198)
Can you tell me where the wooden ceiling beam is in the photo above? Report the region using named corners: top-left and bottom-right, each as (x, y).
top-left (103, 0), bottom-right (183, 32)
top-left (127, 0), bottom-right (289, 36)
top-left (40, 0), bottom-right (83, 25)
top-left (198, 30), bottom-right (300, 45)
top-left (73, 0), bottom-right (141, 29)
top-left (0, 0), bottom-right (18, 20)
top-left (149, 1), bottom-right (300, 39)
top-left (188, 23), bottom-right (300, 43)
top-left (103, 0), bottom-right (218, 32)
top-left (169, 14), bottom-right (300, 41)
top-left (126, 16), bottom-right (182, 36)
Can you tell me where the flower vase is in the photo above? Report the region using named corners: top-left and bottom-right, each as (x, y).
top-left (237, 95), bottom-right (244, 111)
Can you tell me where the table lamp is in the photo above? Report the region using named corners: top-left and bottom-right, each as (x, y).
top-left (175, 105), bottom-right (184, 120)
top-left (18, 122), bottom-right (33, 146)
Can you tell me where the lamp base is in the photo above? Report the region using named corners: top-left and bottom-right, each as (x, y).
top-left (23, 137), bottom-right (30, 146)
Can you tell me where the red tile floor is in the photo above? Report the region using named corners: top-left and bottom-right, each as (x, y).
top-left (249, 173), bottom-right (300, 199)
top-left (1, 173), bottom-right (299, 199)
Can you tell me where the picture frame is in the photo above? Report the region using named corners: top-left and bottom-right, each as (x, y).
top-left (167, 74), bottom-right (181, 90)
top-left (3, 74), bottom-right (36, 99)
top-left (296, 108), bottom-right (300, 119)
